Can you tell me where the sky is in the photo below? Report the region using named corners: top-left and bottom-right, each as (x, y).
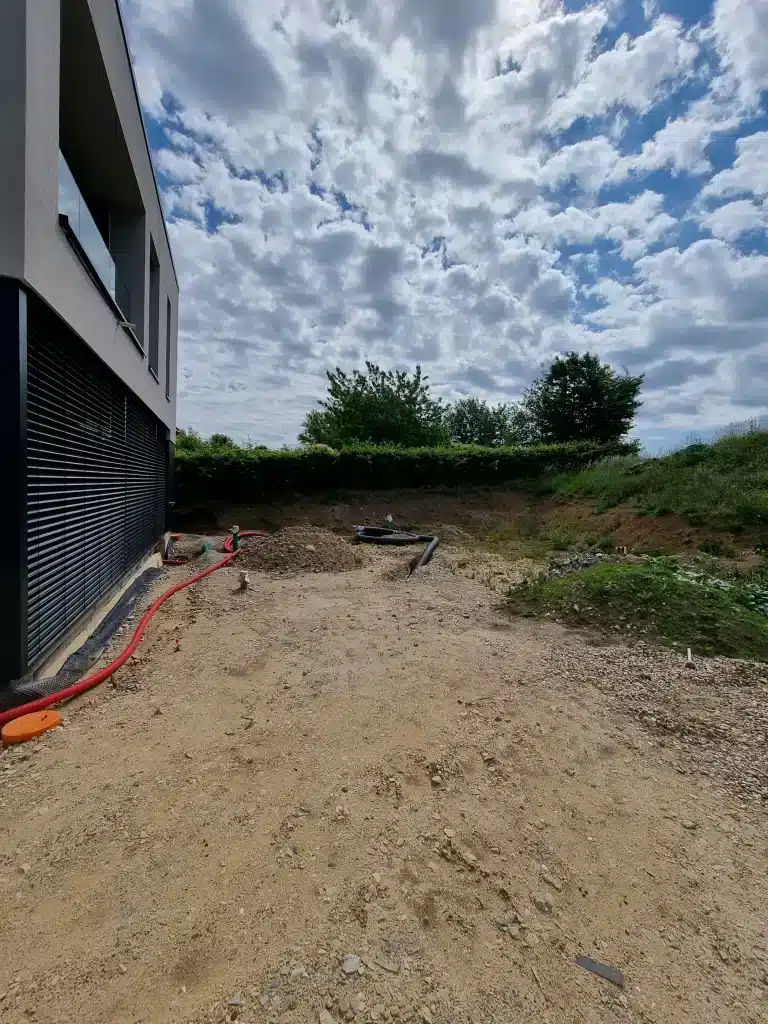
top-left (121, 0), bottom-right (768, 450)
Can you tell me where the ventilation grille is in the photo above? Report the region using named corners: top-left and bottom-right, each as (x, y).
top-left (26, 310), bottom-right (167, 667)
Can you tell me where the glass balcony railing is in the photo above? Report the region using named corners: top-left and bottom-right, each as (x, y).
top-left (58, 152), bottom-right (117, 301)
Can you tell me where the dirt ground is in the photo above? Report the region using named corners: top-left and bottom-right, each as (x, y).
top-left (0, 536), bottom-right (767, 1024)
top-left (176, 488), bottom-right (758, 556)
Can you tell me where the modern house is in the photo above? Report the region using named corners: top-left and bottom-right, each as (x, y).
top-left (0, 0), bottom-right (178, 684)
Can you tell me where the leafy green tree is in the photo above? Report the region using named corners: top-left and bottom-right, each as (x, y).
top-left (521, 352), bottom-right (643, 444)
top-left (444, 397), bottom-right (513, 446)
top-left (299, 363), bottom-right (448, 447)
top-left (208, 432), bottom-right (236, 450)
top-left (176, 428), bottom-right (257, 452)
top-left (175, 428), bottom-right (206, 452)
top-left (506, 403), bottom-right (540, 445)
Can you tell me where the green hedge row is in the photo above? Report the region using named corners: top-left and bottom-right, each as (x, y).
top-left (174, 441), bottom-right (638, 505)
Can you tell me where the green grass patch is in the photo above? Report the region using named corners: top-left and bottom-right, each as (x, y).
top-left (506, 561), bottom-right (768, 661)
top-left (544, 431), bottom-right (768, 532)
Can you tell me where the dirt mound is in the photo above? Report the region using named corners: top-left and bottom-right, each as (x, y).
top-left (238, 527), bottom-right (365, 574)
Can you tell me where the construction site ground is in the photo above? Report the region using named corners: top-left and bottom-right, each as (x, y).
top-left (1, 523), bottom-right (767, 1024)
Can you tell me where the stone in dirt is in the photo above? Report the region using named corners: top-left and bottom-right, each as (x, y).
top-left (542, 873), bottom-right (563, 892)
top-left (374, 956), bottom-right (400, 973)
top-left (319, 1011), bottom-right (338, 1024)
top-left (342, 955), bottom-right (362, 975)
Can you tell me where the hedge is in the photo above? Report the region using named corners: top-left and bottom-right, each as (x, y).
top-left (174, 441), bottom-right (638, 505)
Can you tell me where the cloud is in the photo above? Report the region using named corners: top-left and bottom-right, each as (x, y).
top-left (712, 0), bottom-right (768, 104)
top-left (144, 0), bottom-right (285, 118)
top-left (701, 199), bottom-right (768, 241)
top-left (546, 15), bottom-right (698, 131)
top-left (702, 131), bottom-right (768, 198)
top-left (122, 0), bottom-right (768, 444)
top-left (513, 191), bottom-right (676, 259)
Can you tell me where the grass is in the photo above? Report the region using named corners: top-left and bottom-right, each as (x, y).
top-left (540, 430), bottom-right (768, 533)
top-left (506, 560), bottom-right (768, 661)
top-left (482, 510), bottom-right (581, 560)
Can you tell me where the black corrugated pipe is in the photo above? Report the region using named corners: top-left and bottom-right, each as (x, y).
top-left (353, 526), bottom-right (439, 574)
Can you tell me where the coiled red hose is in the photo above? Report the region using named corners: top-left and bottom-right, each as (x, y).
top-left (0, 530), bottom-right (269, 728)
top-left (224, 529), bottom-right (269, 552)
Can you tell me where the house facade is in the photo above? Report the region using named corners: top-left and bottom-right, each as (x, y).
top-left (0, 0), bottom-right (178, 682)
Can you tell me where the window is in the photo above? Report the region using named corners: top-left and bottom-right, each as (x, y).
top-left (59, 0), bottom-right (146, 346)
top-left (148, 239), bottom-right (160, 379)
top-left (165, 297), bottom-right (173, 400)
top-left (58, 152), bottom-right (117, 301)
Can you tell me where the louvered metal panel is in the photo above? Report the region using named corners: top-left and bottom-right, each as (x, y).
top-left (26, 309), bottom-right (167, 667)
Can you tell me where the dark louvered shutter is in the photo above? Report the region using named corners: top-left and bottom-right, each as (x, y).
top-left (26, 308), bottom-right (167, 667)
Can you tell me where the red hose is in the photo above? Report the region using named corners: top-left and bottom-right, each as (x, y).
top-left (0, 548), bottom-right (245, 728)
top-left (224, 529), bottom-right (269, 552)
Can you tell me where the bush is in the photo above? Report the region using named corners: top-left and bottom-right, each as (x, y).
top-left (174, 441), bottom-right (637, 505)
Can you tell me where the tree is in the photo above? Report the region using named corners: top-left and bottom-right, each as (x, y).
top-left (175, 428), bottom-right (206, 453)
top-left (176, 428), bottom-right (259, 452)
top-left (208, 432), bottom-right (236, 450)
top-left (299, 363), bottom-right (448, 447)
top-left (445, 397), bottom-right (514, 446)
top-left (521, 352), bottom-right (643, 444)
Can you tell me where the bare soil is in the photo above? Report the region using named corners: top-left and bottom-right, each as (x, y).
top-left (176, 488), bottom-right (757, 556)
top-left (0, 535), bottom-right (767, 1024)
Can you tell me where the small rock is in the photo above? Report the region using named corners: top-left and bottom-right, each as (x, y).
top-left (319, 1011), bottom-right (338, 1024)
top-left (524, 931), bottom-right (540, 948)
top-left (431, 775), bottom-right (442, 786)
top-left (118, 963), bottom-right (127, 975)
top-left (374, 956), bottom-right (400, 974)
top-left (342, 955), bottom-right (361, 976)
top-left (542, 873), bottom-right (563, 892)
top-left (18, 863), bottom-right (31, 875)
top-left (443, 828), bottom-right (455, 838)
top-left (228, 995), bottom-right (244, 1007)
top-left (681, 820), bottom-right (698, 831)
top-left (370, 1004), bottom-right (385, 1021)
top-left (533, 895), bottom-right (553, 914)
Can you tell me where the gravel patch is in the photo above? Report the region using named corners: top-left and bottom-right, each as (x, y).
top-left (548, 636), bottom-right (768, 803)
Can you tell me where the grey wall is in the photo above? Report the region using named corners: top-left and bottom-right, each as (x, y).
top-left (8, 0), bottom-right (178, 435)
top-left (0, 2), bottom-right (27, 280)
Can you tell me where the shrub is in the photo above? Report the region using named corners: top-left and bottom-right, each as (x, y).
top-left (174, 441), bottom-right (636, 505)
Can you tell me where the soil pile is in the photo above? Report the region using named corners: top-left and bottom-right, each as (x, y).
top-left (238, 527), bottom-right (366, 574)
